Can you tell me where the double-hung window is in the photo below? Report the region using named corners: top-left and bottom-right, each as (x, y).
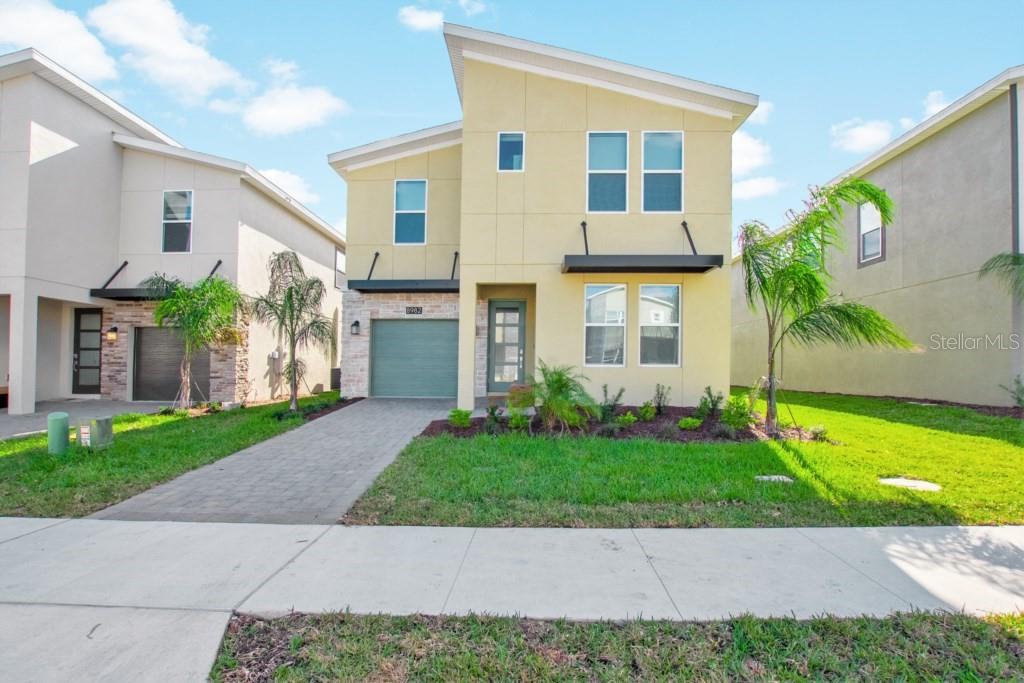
top-left (334, 248), bottom-right (346, 289)
top-left (584, 284), bottom-right (626, 366)
top-left (587, 132), bottom-right (628, 212)
top-left (162, 190), bottom-right (192, 253)
top-left (394, 179), bottom-right (427, 245)
top-left (639, 284), bottom-right (680, 366)
top-left (642, 132), bottom-right (683, 212)
top-left (497, 132), bottom-right (524, 171)
top-left (859, 202), bottom-right (883, 263)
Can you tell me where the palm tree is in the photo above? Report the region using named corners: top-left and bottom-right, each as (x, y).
top-left (141, 274), bottom-right (246, 408)
top-left (738, 178), bottom-right (912, 435)
top-left (980, 252), bottom-right (1024, 299)
top-left (250, 251), bottom-right (336, 412)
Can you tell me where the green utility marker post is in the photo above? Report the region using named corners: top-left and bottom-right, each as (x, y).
top-left (47, 412), bottom-right (70, 455)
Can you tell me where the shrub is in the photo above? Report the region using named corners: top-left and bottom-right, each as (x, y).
top-left (207, 401), bottom-right (223, 414)
top-left (637, 401), bottom-right (656, 422)
top-left (599, 384), bottom-right (625, 423)
top-left (694, 386), bottom-right (724, 422)
top-left (721, 395), bottom-right (755, 430)
top-left (677, 416), bottom-right (702, 431)
top-left (1000, 375), bottom-right (1024, 408)
top-left (657, 422), bottom-right (679, 440)
top-left (615, 410), bottom-right (638, 427)
top-left (594, 422), bottom-right (622, 438)
top-left (507, 383), bottom-right (535, 410)
top-left (711, 423), bottom-right (737, 440)
top-left (653, 383), bottom-right (671, 415)
top-left (507, 407), bottom-right (530, 432)
top-left (484, 405), bottom-right (503, 435)
top-left (448, 408), bottom-right (472, 429)
top-left (532, 360), bottom-right (597, 434)
top-left (808, 424), bottom-right (829, 442)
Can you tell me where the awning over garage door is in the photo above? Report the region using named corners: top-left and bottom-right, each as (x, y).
top-left (370, 320), bottom-right (457, 398)
top-left (133, 327), bottom-right (211, 401)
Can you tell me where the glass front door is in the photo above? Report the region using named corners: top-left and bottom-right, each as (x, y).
top-left (73, 308), bottom-right (103, 394)
top-left (488, 300), bottom-right (526, 393)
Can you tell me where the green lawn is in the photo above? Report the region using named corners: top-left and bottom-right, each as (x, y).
top-left (0, 392), bottom-right (339, 518)
top-left (344, 391), bottom-right (1024, 528)
top-left (212, 612), bottom-right (1024, 682)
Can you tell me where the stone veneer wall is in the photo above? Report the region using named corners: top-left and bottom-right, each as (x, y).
top-left (340, 290), bottom-right (487, 398)
top-left (100, 302), bottom-right (247, 403)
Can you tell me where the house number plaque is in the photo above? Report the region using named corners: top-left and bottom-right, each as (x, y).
top-left (406, 306), bottom-right (423, 315)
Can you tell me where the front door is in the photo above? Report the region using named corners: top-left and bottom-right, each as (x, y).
top-left (73, 308), bottom-right (103, 394)
top-left (487, 300), bottom-right (526, 393)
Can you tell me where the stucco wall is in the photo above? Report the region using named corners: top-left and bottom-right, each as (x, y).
top-left (731, 94), bottom-right (1018, 406)
top-left (0, 295), bottom-right (8, 388)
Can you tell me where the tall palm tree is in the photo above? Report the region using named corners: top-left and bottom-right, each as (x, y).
top-left (140, 274), bottom-right (246, 408)
top-left (250, 251), bottom-right (336, 411)
top-left (980, 252), bottom-right (1024, 299)
top-left (738, 178), bottom-right (912, 435)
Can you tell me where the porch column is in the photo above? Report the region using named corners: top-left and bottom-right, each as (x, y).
top-left (457, 281), bottom-right (477, 410)
top-left (8, 290), bottom-right (38, 415)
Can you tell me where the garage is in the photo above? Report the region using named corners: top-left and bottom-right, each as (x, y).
top-left (133, 327), bottom-right (211, 401)
top-left (370, 320), bottom-right (457, 398)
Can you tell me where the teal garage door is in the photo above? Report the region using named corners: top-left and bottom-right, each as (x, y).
top-left (370, 320), bottom-right (458, 397)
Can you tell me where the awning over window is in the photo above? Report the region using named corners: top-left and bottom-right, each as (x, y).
top-left (89, 288), bottom-right (158, 301)
top-left (347, 279), bottom-right (460, 293)
top-left (561, 254), bottom-right (723, 274)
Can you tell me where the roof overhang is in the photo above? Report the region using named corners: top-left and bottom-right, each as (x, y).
top-left (0, 48), bottom-right (179, 147)
top-left (562, 254), bottom-right (724, 274)
top-left (347, 279), bottom-right (460, 293)
top-left (444, 23), bottom-right (757, 127)
top-left (327, 121), bottom-right (463, 177)
top-left (89, 288), bottom-right (157, 301)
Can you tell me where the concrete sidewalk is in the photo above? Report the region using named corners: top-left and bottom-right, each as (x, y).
top-left (1, 519), bottom-right (1022, 680)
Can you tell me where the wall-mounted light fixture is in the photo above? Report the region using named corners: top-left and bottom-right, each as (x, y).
top-left (350, 320), bottom-right (361, 336)
top-left (104, 326), bottom-right (119, 342)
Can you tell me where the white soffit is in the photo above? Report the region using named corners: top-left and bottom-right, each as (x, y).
top-left (327, 121), bottom-right (463, 175)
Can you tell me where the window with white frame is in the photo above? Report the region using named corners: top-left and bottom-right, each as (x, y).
top-left (394, 180), bottom-right (427, 244)
top-left (497, 132), bottom-right (524, 171)
top-left (584, 284), bottom-right (626, 366)
top-left (162, 190), bottom-right (192, 253)
top-left (335, 249), bottom-right (346, 289)
top-left (639, 284), bottom-right (680, 366)
top-left (859, 202), bottom-right (883, 262)
top-left (642, 132), bottom-right (683, 212)
top-left (587, 132), bottom-right (628, 212)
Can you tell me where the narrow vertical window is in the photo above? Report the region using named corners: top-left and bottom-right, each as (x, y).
top-left (642, 132), bottom-right (683, 212)
top-left (639, 284), bottom-right (680, 366)
top-left (498, 132), bottom-right (524, 171)
top-left (394, 180), bottom-right (427, 244)
top-left (162, 190), bottom-right (192, 253)
top-left (584, 284), bottom-right (627, 366)
top-left (859, 202), bottom-right (883, 263)
top-left (587, 132), bottom-right (628, 212)
top-left (335, 248), bottom-right (346, 289)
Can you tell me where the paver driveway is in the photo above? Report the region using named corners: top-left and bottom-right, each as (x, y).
top-left (91, 398), bottom-right (449, 524)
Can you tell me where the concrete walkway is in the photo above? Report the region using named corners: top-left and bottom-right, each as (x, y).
top-left (0, 399), bottom-right (167, 440)
top-left (92, 398), bottom-right (449, 524)
top-left (1, 518), bottom-right (1022, 680)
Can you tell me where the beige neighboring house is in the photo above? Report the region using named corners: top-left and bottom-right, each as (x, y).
top-left (732, 65), bottom-right (1024, 407)
top-left (330, 24), bottom-right (757, 409)
top-left (0, 49), bottom-right (345, 415)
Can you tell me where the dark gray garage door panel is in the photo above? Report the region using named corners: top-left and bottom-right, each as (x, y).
top-left (133, 327), bottom-right (211, 401)
top-left (371, 320), bottom-right (457, 397)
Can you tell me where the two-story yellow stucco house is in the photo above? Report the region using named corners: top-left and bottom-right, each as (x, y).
top-left (330, 25), bottom-right (758, 409)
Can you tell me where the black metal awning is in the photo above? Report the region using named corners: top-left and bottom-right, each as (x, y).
top-left (561, 254), bottom-right (724, 274)
top-left (347, 279), bottom-right (460, 293)
top-left (89, 287), bottom-right (158, 301)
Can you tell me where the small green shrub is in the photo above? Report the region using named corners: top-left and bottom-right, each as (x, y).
top-left (484, 405), bottom-right (503, 435)
top-left (1000, 375), bottom-right (1024, 408)
top-left (532, 360), bottom-right (597, 434)
top-left (808, 424), bottom-right (828, 441)
top-left (721, 395), bottom-right (755, 430)
top-left (694, 386), bottom-right (724, 422)
top-left (677, 416), bottom-right (702, 431)
top-left (615, 411), bottom-right (638, 427)
top-left (507, 408), bottom-right (530, 432)
top-left (711, 423), bottom-right (737, 440)
top-left (448, 408), bottom-right (472, 429)
top-left (637, 401), bottom-right (656, 422)
top-left (657, 422), bottom-right (679, 440)
top-left (599, 384), bottom-right (625, 423)
top-left (207, 401), bottom-right (223, 414)
top-left (593, 422), bottom-right (622, 438)
top-left (653, 383), bottom-right (671, 415)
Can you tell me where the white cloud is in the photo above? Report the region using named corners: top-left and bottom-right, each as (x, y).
top-left (830, 118), bottom-right (893, 154)
top-left (398, 5), bottom-right (444, 30)
top-left (733, 130), bottom-right (772, 177)
top-left (922, 89), bottom-right (949, 118)
top-left (899, 116), bottom-right (916, 131)
top-left (746, 100), bottom-right (774, 125)
top-left (458, 0), bottom-right (487, 15)
top-left (733, 176), bottom-right (784, 200)
top-left (242, 84), bottom-right (348, 136)
top-left (264, 58), bottom-right (299, 83)
top-left (259, 169), bottom-right (320, 204)
top-left (0, 0), bottom-right (117, 81)
top-left (87, 0), bottom-right (249, 103)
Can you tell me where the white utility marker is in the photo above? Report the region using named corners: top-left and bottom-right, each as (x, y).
top-left (879, 477), bottom-right (941, 492)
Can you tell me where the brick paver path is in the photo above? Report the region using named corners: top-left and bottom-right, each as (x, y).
top-left (91, 399), bottom-right (449, 524)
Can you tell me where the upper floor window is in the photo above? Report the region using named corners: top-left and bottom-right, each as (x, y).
top-left (394, 180), bottom-right (427, 245)
top-left (639, 284), bottom-right (680, 366)
top-left (162, 190), bottom-right (192, 253)
top-left (859, 202), bottom-right (883, 264)
top-left (335, 248), bottom-right (346, 289)
top-left (642, 132), bottom-right (683, 212)
top-left (584, 284), bottom-right (627, 366)
top-left (498, 132), bottom-right (525, 171)
top-left (587, 132), bottom-right (628, 213)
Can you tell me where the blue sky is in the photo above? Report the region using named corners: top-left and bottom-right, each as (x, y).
top-left (2, 0), bottom-right (1022, 241)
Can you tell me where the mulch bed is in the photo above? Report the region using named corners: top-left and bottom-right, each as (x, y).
top-left (421, 405), bottom-right (768, 443)
top-left (304, 396), bottom-right (363, 421)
